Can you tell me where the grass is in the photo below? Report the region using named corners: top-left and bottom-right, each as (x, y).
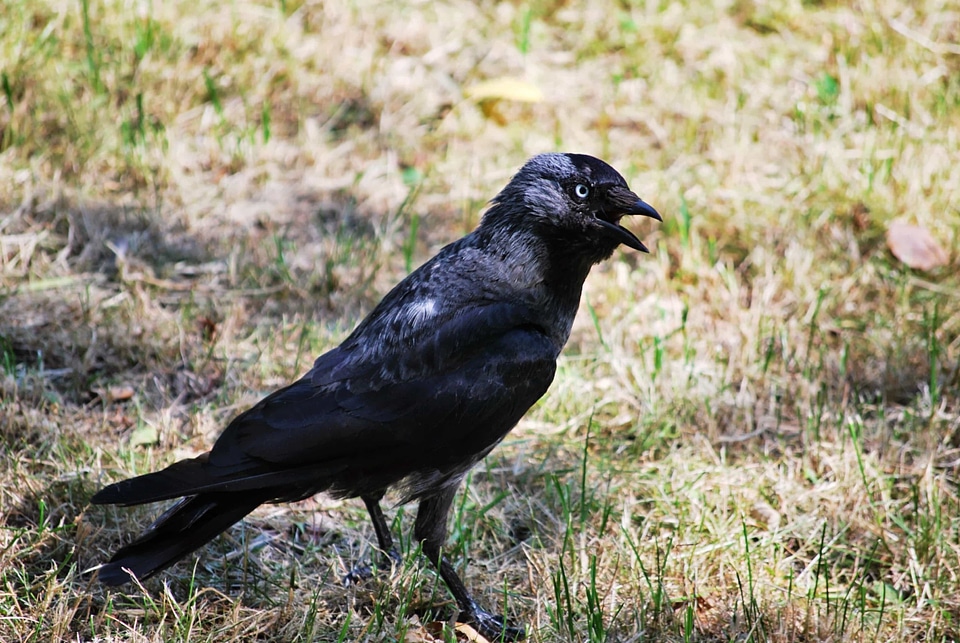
top-left (2, 0), bottom-right (959, 640)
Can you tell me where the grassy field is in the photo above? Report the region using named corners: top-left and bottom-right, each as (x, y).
top-left (2, 0), bottom-right (959, 641)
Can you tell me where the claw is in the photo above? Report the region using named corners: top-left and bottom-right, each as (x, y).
top-left (342, 564), bottom-right (373, 585)
top-left (459, 605), bottom-right (526, 642)
top-left (343, 544), bottom-right (403, 585)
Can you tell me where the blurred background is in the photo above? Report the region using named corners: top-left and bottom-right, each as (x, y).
top-left (1, 0), bottom-right (958, 641)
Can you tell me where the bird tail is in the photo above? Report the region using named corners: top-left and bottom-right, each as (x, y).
top-left (91, 456), bottom-right (224, 506)
top-left (95, 492), bottom-right (268, 586)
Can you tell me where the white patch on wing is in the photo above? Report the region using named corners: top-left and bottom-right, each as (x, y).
top-left (403, 298), bottom-right (437, 326)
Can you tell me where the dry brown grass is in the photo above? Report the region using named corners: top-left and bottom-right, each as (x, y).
top-left (2, 0), bottom-right (959, 641)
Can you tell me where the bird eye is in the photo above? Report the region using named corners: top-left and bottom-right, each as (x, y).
top-left (574, 184), bottom-right (589, 199)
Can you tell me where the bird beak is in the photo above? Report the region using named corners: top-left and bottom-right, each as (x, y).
top-left (625, 199), bottom-right (663, 223)
top-left (598, 189), bottom-right (662, 253)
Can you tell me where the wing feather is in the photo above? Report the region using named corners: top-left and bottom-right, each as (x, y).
top-left (96, 301), bottom-right (559, 506)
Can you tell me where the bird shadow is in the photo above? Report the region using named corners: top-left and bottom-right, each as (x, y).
top-left (1, 189), bottom-right (381, 410)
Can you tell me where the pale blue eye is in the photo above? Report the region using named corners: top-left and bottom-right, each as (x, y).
top-left (574, 184), bottom-right (589, 199)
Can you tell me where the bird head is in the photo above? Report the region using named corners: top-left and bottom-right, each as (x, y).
top-left (484, 153), bottom-right (662, 265)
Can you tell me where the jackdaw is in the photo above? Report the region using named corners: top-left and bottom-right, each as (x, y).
top-left (91, 152), bottom-right (661, 641)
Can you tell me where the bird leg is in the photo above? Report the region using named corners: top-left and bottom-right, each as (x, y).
top-left (364, 495), bottom-right (403, 567)
top-left (415, 489), bottom-right (526, 642)
top-left (343, 494), bottom-right (402, 584)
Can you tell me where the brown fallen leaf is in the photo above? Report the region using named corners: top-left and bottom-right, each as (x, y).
top-left (454, 622), bottom-right (492, 642)
top-left (750, 501), bottom-right (782, 531)
top-left (418, 619), bottom-right (493, 642)
top-left (92, 385), bottom-right (135, 404)
top-left (403, 615), bottom-right (444, 642)
top-left (886, 219), bottom-right (949, 271)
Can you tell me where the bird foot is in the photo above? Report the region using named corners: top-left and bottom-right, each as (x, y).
top-left (342, 565), bottom-right (374, 585)
top-left (459, 606), bottom-right (526, 642)
top-left (342, 547), bottom-right (403, 585)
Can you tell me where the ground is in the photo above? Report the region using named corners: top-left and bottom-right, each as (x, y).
top-left (1, 0), bottom-right (959, 641)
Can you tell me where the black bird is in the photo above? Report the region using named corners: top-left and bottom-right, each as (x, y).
top-left (91, 153), bottom-right (661, 641)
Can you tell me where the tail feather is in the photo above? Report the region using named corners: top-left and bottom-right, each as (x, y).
top-left (97, 493), bottom-right (267, 586)
top-left (91, 457), bottom-right (342, 507)
top-left (91, 457), bottom-right (213, 506)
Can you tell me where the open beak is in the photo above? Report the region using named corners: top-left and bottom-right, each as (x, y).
top-left (597, 188), bottom-right (662, 253)
top-left (625, 199), bottom-right (662, 222)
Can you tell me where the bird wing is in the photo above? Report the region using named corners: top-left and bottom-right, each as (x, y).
top-left (217, 300), bottom-right (558, 466)
top-left (93, 301), bottom-right (558, 505)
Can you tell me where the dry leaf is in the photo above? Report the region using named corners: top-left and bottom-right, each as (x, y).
top-left (454, 622), bottom-right (492, 642)
top-left (750, 501), bottom-right (782, 531)
top-left (129, 423), bottom-right (159, 448)
top-left (464, 78), bottom-right (543, 103)
top-left (92, 385), bottom-right (135, 404)
top-left (403, 616), bottom-right (443, 642)
top-left (886, 219), bottom-right (949, 271)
